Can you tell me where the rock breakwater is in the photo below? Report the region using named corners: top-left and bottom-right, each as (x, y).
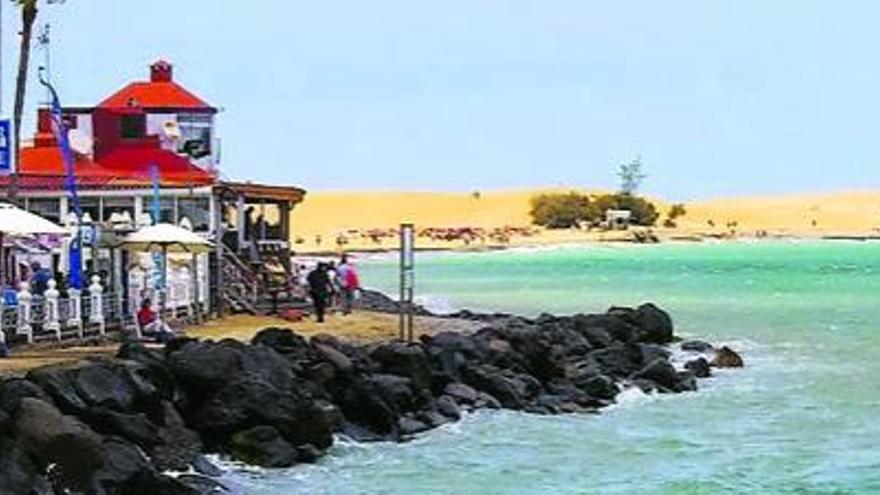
top-left (0, 303), bottom-right (740, 493)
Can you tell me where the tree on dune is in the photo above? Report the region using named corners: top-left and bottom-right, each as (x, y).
top-left (618, 155), bottom-right (647, 196)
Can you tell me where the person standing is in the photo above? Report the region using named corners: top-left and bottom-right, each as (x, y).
top-left (336, 254), bottom-right (361, 315)
top-left (307, 263), bottom-right (332, 323)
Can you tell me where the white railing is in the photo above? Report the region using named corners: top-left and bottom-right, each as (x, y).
top-left (0, 276), bottom-right (128, 345)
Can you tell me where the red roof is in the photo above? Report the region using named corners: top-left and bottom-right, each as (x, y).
top-left (5, 145), bottom-right (215, 191)
top-left (98, 81), bottom-right (212, 110)
top-left (98, 148), bottom-right (215, 185)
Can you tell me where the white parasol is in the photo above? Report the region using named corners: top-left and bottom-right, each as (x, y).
top-left (0, 203), bottom-right (69, 288)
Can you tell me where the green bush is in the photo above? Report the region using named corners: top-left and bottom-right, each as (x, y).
top-left (529, 192), bottom-right (593, 229)
top-left (529, 192), bottom-right (659, 228)
top-left (591, 193), bottom-right (659, 226)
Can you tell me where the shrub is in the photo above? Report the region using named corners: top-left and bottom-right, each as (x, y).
top-left (668, 203), bottom-right (686, 220)
top-left (529, 192), bottom-right (593, 229)
top-left (592, 193), bottom-right (659, 227)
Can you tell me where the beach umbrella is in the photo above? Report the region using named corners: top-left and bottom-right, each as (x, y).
top-left (0, 203), bottom-right (68, 288)
top-left (119, 223), bottom-right (214, 326)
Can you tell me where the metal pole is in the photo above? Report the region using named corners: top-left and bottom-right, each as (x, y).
top-left (398, 225), bottom-right (405, 342)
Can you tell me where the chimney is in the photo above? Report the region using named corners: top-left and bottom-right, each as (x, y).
top-left (150, 60), bottom-right (173, 82)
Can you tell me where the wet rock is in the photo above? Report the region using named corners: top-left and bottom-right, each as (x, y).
top-left (84, 407), bottom-right (160, 447)
top-left (0, 440), bottom-right (51, 494)
top-left (151, 401), bottom-right (204, 472)
top-left (590, 344), bottom-right (642, 378)
top-left (371, 342), bottom-right (433, 391)
top-left (576, 374), bottom-right (619, 401)
top-left (681, 340), bottom-right (714, 353)
top-left (13, 398), bottom-right (105, 491)
top-left (229, 426), bottom-right (298, 468)
top-left (435, 395), bottom-right (461, 420)
top-left (461, 364), bottom-right (526, 409)
top-left (711, 346), bottom-right (744, 368)
top-left (443, 382), bottom-right (479, 404)
top-left (632, 303), bottom-right (674, 344)
top-left (685, 357), bottom-right (712, 378)
top-left (632, 358), bottom-right (681, 392)
top-left (398, 416), bottom-right (430, 436)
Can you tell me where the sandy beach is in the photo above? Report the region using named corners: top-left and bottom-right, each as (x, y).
top-left (291, 189), bottom-right (880, 253)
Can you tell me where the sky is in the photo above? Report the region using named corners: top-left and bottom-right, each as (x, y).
top-left (4, 1), bottom-right (880, 200)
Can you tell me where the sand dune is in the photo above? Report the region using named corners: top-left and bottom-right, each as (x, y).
top-left (290, 189), bottom-right (880, 252)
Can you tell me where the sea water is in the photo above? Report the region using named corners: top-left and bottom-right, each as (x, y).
top-left (228, 241), bottom-right (880, 494)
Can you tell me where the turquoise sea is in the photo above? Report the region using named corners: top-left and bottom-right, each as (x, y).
top-left (229, 241), bottom-right (880, 494)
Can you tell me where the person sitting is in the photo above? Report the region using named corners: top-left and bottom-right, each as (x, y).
top-left (137, 298), bottom-right (173, 343)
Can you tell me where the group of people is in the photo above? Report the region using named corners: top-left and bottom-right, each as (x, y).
top-left (305, 254), bottom-right (361, 323)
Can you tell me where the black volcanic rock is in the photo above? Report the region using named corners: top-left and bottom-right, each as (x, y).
top-left (0, 302), bottom-right (739, 484)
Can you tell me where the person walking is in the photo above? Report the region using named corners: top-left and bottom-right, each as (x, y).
top-left (336, 254), bottom-right (361, 315)
top-left (307, 263), bottom-right (332, 323)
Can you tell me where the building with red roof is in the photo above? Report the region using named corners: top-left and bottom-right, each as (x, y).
top-left (0, 61), bottom-right (306, 318)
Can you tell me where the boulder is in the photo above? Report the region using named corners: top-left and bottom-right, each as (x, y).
top-left (443, 382), bottom-right (479, 404)
top-left (333, 375), bottom-right (400, 437)
top-left (0, 440), bottom-right (51, 494)
top-left (369, 374), bottom-right (417, 411)
top-left (84, 407), bottom-right (160, 447)
top-left (632, 358), bottom-right (681, 392)
top-left (12, 398), bottom-right (105, 491)
top-left (435, 395), bottom-right (461, 420)
top-left (151, 401), bottom-right (204, 472)
top-left (680, 340), bottom-right (714, 353)
top-left (398, 416), bottom-right (430, 436)
top-left (632, 303), bottom-right (674, 344)
top-left (252, 328), bottom-right (310, 355)
top-left (576, 374), bottom-right (619, 401)
top-left (26, 365), bottom-right (89, 414)
top-left (167, 340), bottom-right (244, 393)
top-left (314, 343), bottom-right (353, 372)
top-left (370, 342), bottom-right (433, 392)
top-left (589, 344), bottom-right (642, 377)
top-left (711, 346), bottom-right (744, 368)
top-left (461, 365), bottom-right (526, 410)
top-left (75, 363), bottom-right (137, 412)
top-left (229, 426), bottom-right (298, 468)
top-left (0, 377), bottom-right (51, 416)
top-left (92, 436), bottom-right (158, 492)
top-left (685, 357), bottom-right (712, 378)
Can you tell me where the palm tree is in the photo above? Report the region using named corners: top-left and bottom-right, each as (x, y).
top-left (9, 0), bottom-right (64, 201)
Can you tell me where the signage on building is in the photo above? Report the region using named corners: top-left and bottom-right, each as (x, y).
top-left (0, 119), bottom-right (13, 175)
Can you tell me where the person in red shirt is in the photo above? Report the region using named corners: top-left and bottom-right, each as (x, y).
top-left (137, 298), bottom-right (173, 342)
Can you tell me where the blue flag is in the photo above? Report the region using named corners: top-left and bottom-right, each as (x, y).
top-left (150, 163), bottom-right (165, 290)
top-left (45, 79), bottom-right (84, 289)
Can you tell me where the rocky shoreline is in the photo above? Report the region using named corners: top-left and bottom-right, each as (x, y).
top-left (0, 303), bottom-right (741, 494)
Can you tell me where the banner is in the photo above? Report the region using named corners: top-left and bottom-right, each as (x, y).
top-left (0, 119), bottom-right (13, 175)
top-left (43, 77), bottom-right (83, 289)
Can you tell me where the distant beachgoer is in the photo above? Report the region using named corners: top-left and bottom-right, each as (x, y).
top-left (336, 254), bottom-right (361, 315)
top-left (307, 263), bottom-right (332, 323)
top-left (137, 298), bottom-right (173, 343)
top-left (30, 262), bottom-right (52, 296)
top-left (326, 262), bottom-right (340, 309)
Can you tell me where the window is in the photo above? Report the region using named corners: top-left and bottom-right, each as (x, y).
top-left (27, 198), bottom-right (61, 224)
top-left (177, 114), bottom-right (212, 158)
top-left (121, 114), bottom-right (145, 139)
top-left (162, 198), bottom-right (176, 224)
top-left (178, 197), bottom-right (211, 232)
top-left (79, 197), bottom-right (100, 224)
top-left (102, 197), bottom-right (135, 226)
